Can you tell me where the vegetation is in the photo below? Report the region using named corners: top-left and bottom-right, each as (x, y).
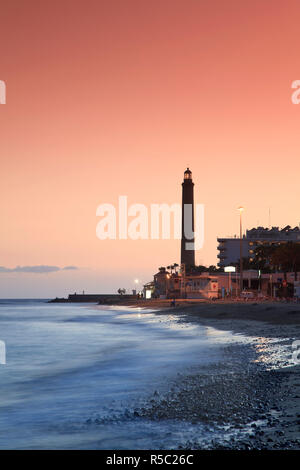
top-left (161, 264), bottom-right (221, 274)
top-left (117, 288), bottom-right (126, 295)
top-left (166, 263), bottom-right (180, 274)
top-left (271, 242), bottom-right (300, 280)
top-left (234, 242), bottom-right (300, 280)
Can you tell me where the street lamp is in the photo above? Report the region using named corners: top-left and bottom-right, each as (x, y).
top-left (133, 279), bottom-right (142, 297)
top-left (238, 207), bottom-right (244, 294)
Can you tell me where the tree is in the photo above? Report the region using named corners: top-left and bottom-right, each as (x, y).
top-left (271, 242), bottom-right (300, 281)
top-left (208, 265), bottom-right (220, 273)
top-left (117, 288), bottom-right (126, 296)
top-left (236, 244), bottom-right (278, 273)
top-left (235, 256), bottom-right (253, 271)
top-left (173, 263), bottom-right (179, 273)
top-left (253, 244), bottom-right (277, 270)
top-left (188, 265), bottom-right (209, 274)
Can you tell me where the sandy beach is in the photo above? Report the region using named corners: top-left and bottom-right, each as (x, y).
top-left (108, 299), bottom-right (300, 449)
top-left (113, 298), bottom-right (300, 325)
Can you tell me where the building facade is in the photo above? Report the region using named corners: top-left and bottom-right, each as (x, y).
top-left (217, 225), bottom-right (300, 268)
top-left (146, 267), bottom-right (218, 300)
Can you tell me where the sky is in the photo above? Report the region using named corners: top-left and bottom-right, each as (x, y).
top-left (1, 0), bottom-right (300, 297)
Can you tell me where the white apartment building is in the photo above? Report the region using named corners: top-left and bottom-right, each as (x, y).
top-left (217, 225), bottom-right (300, 268)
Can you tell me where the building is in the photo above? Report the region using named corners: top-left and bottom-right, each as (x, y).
top-left (146, 267), bottom-right (219, 300)
top-left (182, 274), bottom-right (218, 299)
top-left (217, 237), bottom-right (250, 268)
top-left (153, 267), bottom-right (170, 297)
top-left (181, 168), bottom-right (195, 268)
top-left (210, 270), bottom-right (300, 298)
top-left (217, 225), bottom-right (300, 268)
top-left (166, 272), bottom-right (218, 300)
top-left (143, 281), bottom-right (155, 299)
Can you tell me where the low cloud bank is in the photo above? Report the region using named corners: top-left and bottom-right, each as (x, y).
top-left (0, 265), bottom-right (78, 273)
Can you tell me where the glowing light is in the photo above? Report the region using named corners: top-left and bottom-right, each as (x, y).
top-left (145, 290), bottom-right (152, 299)
top-left (224, 266), bottom-right (236, 273)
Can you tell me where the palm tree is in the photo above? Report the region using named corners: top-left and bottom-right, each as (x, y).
top-left (167, 265), bottom-right (172, 274)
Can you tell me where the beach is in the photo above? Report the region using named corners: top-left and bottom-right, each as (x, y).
top-left (0, 299), bottom-right (299, 449)
top-left (113, 299), bottom-right (300, 449)
top-left (0, 299), bottom-right (261, 449)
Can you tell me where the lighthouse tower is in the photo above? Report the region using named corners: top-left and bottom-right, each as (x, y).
top-left (181, 168), bottom-right (195, 268)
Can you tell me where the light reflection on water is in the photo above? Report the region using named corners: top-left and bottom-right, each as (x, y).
top-left (0, 300), bottom-right (293, 449)
top-left (252, 336), bottom-right (292, 368)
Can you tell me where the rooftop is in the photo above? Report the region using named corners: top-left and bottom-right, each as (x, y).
top-left (218, 225), bottom-right (300, 241)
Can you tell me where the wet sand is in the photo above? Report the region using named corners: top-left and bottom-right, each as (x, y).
top-left (106, 300), bottom-right (300, 449)
top-left (114, 298), bottom-right (300, 326)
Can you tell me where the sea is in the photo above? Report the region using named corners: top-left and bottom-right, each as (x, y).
top-left (0, 299), bottom-right (291, 449)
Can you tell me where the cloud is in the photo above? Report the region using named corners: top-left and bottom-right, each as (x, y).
top-left (0, 265), bottom-right (78, 274)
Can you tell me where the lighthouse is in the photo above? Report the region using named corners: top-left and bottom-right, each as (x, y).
top-left (181, 168), bottom-right (195, 268)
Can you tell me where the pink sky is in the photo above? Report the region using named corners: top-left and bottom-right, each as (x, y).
top-left (1, 0), bottom-right (300, 297)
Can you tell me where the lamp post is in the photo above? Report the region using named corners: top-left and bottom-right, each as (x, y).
top-left (134, 279), bottom-right (142, 297)
top-left (238, 207), bottom-right (244, 294)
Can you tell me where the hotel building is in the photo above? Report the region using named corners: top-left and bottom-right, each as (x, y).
top-left (217, 225), bottom-right (300, 268)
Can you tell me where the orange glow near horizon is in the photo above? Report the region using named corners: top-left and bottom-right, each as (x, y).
top-left (1, 0), bottom-right (300, 296)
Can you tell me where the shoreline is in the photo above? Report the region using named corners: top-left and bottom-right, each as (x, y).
top-left (109, 298), bottom-right (300, 326)
top-left (96, 300), bottom-right (300, 449)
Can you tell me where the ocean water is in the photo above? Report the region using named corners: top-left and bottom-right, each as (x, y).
top-left (0, 300), bottom-right (285, 449)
